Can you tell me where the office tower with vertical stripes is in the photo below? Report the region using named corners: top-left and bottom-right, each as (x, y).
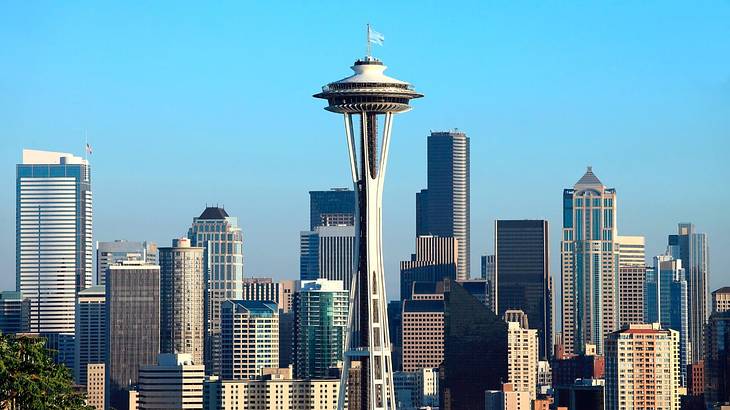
top-left (74, 285), bottom-right (105, 387)
top-left (16, 149), bottom-right (92, 334)
top-left (159, 238), bottom-right (205, 366)
top-left (668, 223), bottom-right (709, 365)
top-left (495, 219), bottom-right (552, 360)
top-left (561, 167), bottom-right (618, 356)
top-left (416, 131), bottom-right (470, 281)
top-left (300, 225), bottom-right (356, 288)
top-left (187, 206), bottom-right (244, 373)
top-left (106, 261), bottom-right (160, 410)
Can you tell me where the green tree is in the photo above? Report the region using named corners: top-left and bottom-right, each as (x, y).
top-left (0, 333), bottom-right (93, 410)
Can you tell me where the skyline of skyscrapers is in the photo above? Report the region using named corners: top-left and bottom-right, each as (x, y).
top-left (416, 130), bottom-right (470, 281)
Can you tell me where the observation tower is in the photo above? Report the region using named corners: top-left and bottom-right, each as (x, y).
top-left (314, 33), bottom-right (422, 410)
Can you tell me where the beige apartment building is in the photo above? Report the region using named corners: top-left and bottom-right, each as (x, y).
top-left (401, 298), bottom-right (444, 372)
top-left (85, 363), bottom-right (105, 410)
top-left (506, 321), bottom-right (538, 400)
top-left (605, 323), bottom-right (680, 410)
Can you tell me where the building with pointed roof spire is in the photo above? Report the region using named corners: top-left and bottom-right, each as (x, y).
top-left (561, 167), bottom-right (618, 356)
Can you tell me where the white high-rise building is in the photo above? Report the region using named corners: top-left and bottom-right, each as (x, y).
top-left (138, 353), bottom-right (205, 410)
top-left (16, 149), bottom-right (92, 334)
top-left (220, 300), bottom-right (279, 380)
top-left (506, 321), bottom-right (538, 400)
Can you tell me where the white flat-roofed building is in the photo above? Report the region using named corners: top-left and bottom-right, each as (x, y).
top-left (138, 353), bottom-right (205, 410)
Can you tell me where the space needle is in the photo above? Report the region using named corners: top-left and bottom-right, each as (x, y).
top-left (314, 26), bottom-right (422, 410)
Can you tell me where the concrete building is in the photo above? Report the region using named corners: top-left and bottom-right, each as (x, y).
top-left (605, 323), bottom-right (680, 410)
top-left (393, 368), bottom-right (438, 410)
top-left (220, 300), bottom-right (279, 380)
top-left (96, 240), bottom-right (157, 286)
top-left (293, 279), bottom-right (347, 379)
top-left (159, 238), bottom-right (205, 365)
top-left (106, 261), bottom-right (160, 410)
top-left (495, 219), bottom-right (552, 359)
top-left (484, 383), bottom-right (531, 410)
top-left (561, 167), bottom-right (618, 356)
top-left (712, 287), bottom-right (730, 314)
top-left (187, 206), bottom-right (244, 373)
top-left (309, 188), bottom-right (355, 230)
top-left (0, 291), bottom-right (29, 333)
top-left (204, 371), bottom-right (340, 410)
top-left (300, 225), bottom-right (356, 288)
top-left (537, 360), bottom-right (552, 394)
top-left (506, 321), bottom-right (538, 400)
top-left (86, 363), bottom-right (105, 410)
top-left (668, 223), bottom-right (709, 365)
top-left (504, 309), bottom-right (529, 331)
top-left (401, 299), bottom-right (444, 372)
top-left (416, 130), bottom-right (470, 281)
top-left (16, 149), bottom-right (92, 334)
top-left (138, 353), bottom-right (205, 409)
top-left (551, 354), bottom-right (604, 388)
top-left (74, 285), bottom-right (105, 386)
top-left (553, 378), bottom-right (605, 410)
top-left (616, 235), bottom-right (646, 329)
top-left (241, 277), bottom-right (294, 313)
top-left (400, 235), bottom-right (458, 301)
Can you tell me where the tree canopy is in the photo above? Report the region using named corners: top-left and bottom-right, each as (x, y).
top-left (0, 333), bottom-right (93, 409)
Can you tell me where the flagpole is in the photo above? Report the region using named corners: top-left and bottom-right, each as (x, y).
top-left (366, 23), bottom-right (371, 58)
top-left (84, 129), bottom-right (88, 163)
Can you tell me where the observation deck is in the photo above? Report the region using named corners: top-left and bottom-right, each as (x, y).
top-left (314, 57), bottom-right (423, 113)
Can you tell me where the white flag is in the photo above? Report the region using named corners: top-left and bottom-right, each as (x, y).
top-left (369, 28), bottom-right (384, 46)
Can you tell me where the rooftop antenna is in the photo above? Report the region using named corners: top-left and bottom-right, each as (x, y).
top-left (366, 23), bottom-right (371, 58)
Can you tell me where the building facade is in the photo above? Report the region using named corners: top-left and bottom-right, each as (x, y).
top-left (220, 300), bottom-right (279, 380)
top-left (86, 363), bottom-right (105, 410)
top-left (0, 291), bottom-right (29, 333)
top-left (106, 261), bottom-right (160, 410)
top-left (138, 353), bottom-right (205, 410)
top-left (712, 287), bottom-right (730, 314)
top-left (400, 236), bottom-right (458, 301)
top-left (704, 311), bottom-right (730, 407)
top-left (293, 279), bottom-right (347, 379)
top-left (495, 219), bottom-right (552, 359)
top-left (616, 235), bottom-right (646, 329)
top-left (74, 285), bottom-right (105, 386)
top-left (644, 253), bottom-right (689, 385)
top-left (668, 223), bottom-right (709, 365)
top-left (96, 240), bottom-right (157, 286)
top-left (16, 149), bottom-right (92, 334)
top-left (416, 130), bottom-right (470, 281)
top-left (561, 167), bottom-right (618, 355)
top-left (309, 188), bottom-right (355, 230)
top-left (300, 225), bottom-right (355, 288)
top-left (159, 238), bottom-right (205, 365)
top-left (605, 324), bottom-right (680, 410)
top-left (506, 321), bottom-right (538, 399)
top-left (401, 299), bottom-right (444, 372)
top-left (187, 206), bottom-right (244, 373)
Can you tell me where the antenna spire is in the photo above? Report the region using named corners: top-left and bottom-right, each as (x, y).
top-left (366, 23), bottom-right (371, 58)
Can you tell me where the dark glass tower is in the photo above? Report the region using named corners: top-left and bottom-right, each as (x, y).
top-left (416, 131), bottom-right (470, 280)
top-left (495, 219), bottom-right (552, 359)
top-left (439, 280), bottom-right (507, 410)
top-left (309, 188), bottom-right (356, 230)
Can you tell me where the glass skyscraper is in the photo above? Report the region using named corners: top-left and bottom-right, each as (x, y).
top-left (416, 131), bottom-right (470, 280)
top-left (187, 206), bottom-right (244, 373)
top-left (668, 222), bottom-right (709, 365)
top-left (309, 188), bottom-right (355, 230)
top-left (16, 149), bottom-right (92, 334)
top-left (644, 254), bottom-right (689, 385)
top-left (561, 167), bottom-right (617, 356)
top-left (293, 279), bottom-right (348, 379)
top-left (495, 219), bottom-right (552, 360)
top-left (300, 225), bottom-right (356, 288)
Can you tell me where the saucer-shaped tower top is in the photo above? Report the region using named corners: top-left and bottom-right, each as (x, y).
top-left (314, 56), bottom-right (423, 113)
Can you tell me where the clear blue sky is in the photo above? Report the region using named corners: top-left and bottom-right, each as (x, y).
top-left (1, 1), bottom-right (729, 299)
